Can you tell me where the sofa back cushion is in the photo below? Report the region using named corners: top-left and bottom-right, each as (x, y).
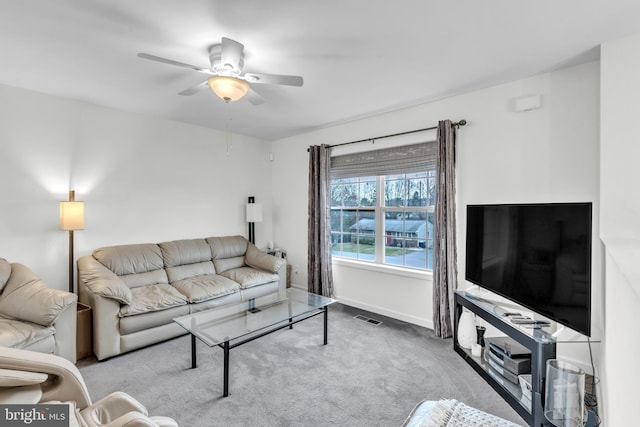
top-left (159, 239), bottom-right (215, 282)
top-left (207, 236), bottom-right (248, 273)
top-left (207, 236), bottom-right (248, 259)
top-left (93, 244), bottom-right (168, 289)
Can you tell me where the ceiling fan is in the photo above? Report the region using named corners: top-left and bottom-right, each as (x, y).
top-left (138, 37), bottom-right (304, 105)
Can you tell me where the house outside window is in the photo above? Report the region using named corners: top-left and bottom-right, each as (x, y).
top-left (329, 142), bottom-right (437, 272)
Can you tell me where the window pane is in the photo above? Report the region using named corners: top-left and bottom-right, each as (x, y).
top-left (343, 180), bottom-right (358, 207)
top-left (359, 180), bottom-right (377, 206)
top-left (384, 177), bottom-right (405, 207)
top-left (331, 209), bottom-right (375, 261)
top-left (427, 171), bottom-right (436, 206)
top-left (407, 176), bottom-right (428, 207)
top-left (330, 179), bottom-right (345, 206)
top-left (383, 210), bottom-right (429, 269)
top-left (352, 211), bottom-right (375, 261)
top-left (426, 211), bottom-right (434, 270)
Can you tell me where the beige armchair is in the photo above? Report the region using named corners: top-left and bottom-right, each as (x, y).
top-left (0, 258), bottom-right (77, 362)
top-left (0, 347), bottom-right (177, 427)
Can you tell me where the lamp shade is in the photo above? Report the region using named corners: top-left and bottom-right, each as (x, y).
top-left (60, 201), bottom-right (85, 230)
top-left (207, 76), bottom-right (250, 102)
top-left (246, 203), bottom-right (263, 223)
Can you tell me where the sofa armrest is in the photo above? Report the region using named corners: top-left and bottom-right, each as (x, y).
top-left (245, 244), bottom-right (286, 273)
top-left (0, 263), bottom-right (77, 327)
top-left (78, 256), bottom-right (132, 305)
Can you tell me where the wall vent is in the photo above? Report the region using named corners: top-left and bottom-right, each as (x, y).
top-left (354, 314), bottom-right (382, 326)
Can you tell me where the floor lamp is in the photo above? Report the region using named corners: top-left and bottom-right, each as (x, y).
top-left (246, 196), bottom-right (263, 245)
top-left (60, 190), bottom-right (84, 293)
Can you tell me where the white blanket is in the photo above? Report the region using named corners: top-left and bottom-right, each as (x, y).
top-left (418, 399), bottom-right (524, 427)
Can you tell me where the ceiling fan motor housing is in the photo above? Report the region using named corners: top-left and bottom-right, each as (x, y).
top-left (209, 44), bottom-right (244, 76)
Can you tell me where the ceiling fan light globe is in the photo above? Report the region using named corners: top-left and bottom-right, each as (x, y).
top-left (207, 76), bottom-right (250, 102)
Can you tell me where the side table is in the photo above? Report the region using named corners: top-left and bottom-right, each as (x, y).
top-left (76, 302), bottom-right (93, 361)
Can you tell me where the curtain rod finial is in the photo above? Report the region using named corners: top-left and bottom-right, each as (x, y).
top-left (457, 119), bottom-right (467, 127)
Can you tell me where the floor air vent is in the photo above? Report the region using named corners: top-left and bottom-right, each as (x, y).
top-left (354, 314), bottom-right (382, 326)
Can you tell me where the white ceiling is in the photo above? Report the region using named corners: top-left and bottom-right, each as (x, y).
top-left (1, 1), bottom-right (639, 141)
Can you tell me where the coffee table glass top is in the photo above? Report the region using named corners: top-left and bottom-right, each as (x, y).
top-left (173, 288), bottom-right (335, 347)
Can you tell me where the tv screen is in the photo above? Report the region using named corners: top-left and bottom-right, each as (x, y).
top-left (465, 203), bottom-right (592, 336)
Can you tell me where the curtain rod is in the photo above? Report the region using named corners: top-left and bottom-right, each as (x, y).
top-left (307, 120), bottom-right (466, 152)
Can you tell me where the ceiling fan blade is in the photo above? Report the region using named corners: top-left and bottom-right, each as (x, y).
top-left (221, 37), bottom-right (245, 72)
top-left (244, 89), bottom-right (265, 106)
top-left (137, 53), bottom-right (213, 75)
top-left (178, 80), bottom-right (209, 96)
top-left (243, 72), bottom-right (303, 87)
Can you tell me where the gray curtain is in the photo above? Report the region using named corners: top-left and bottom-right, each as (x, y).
top-left (308, 144), bottom-right (334, 297)
top-left (433, 120), bottom-right (458, 338)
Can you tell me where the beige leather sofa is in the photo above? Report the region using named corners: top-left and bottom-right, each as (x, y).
top-left (0, 258), bottom-right (77, 363)
top-left (0, 347), bottom-right (177, 426)
top-left (78, 236), bottom-right (286, 361)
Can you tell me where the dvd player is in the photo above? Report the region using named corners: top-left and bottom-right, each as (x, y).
top-left (485, 337), bottom-right (531, 376)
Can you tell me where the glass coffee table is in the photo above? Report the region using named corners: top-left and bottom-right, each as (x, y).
top-left (173, 288), bottom-right (335, 397)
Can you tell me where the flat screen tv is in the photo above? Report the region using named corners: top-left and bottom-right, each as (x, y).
top-left (465, 202), bottom-right (592, 337)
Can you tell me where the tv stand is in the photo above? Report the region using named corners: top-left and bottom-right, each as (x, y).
top-left (454, 290), bottom-right (556, 427)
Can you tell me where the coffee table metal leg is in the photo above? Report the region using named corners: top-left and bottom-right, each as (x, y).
top-left (223, 341), bottom-right (230, 397)
top-left (191, 334), bottom-right (197, 368)
top-left (323, 306), bottom-right (328, 345)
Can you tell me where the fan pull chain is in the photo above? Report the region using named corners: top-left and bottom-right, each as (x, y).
top-left (225, 102), bottom-right (233, 156)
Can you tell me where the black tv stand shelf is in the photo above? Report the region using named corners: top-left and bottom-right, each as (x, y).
top-left (454, 290), bottom-right (556, 427)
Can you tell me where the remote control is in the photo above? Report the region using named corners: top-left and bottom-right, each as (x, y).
top-left (511, 319), bottom-right (550, 325)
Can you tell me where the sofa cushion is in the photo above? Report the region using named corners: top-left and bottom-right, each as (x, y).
top-left (120, 269), bottom-right (168, 289)
top-left (213, 256), bottom-right (245, 274)
top-left (0, 258), bottom-right (11, 293)
top-left (0, 264), bottom-right (76, 327)
top-left (207, 236), bottom-right (248, 259)
top-left (94, 244), bottom-right (164, 276)
top-left (219, 267), bottom-right (279, 290)
top-left (159, 239), bottom-right (212, 268)
top-left (165, 261), bottom-right (216, 283)
top-left (171, 274), bottom-right (240, 303)
top-left (0, 318), bottom-right (55, 349)
top-left (119, 284), bottom-right (188, 317)
top-left (245, 243), bottom-right (286, 273)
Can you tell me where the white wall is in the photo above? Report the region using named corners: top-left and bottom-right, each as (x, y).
top-left (599, 33), bottom-right (640, 427)
top-left (272, 62), bottom-right (602, 344)
top-left (0, 84), bottom-right (273, 291)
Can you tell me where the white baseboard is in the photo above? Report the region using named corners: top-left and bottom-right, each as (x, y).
top-left (290, 284), bottom-right (434, 330)
top-left (335, 296), bottom-right (434, 330)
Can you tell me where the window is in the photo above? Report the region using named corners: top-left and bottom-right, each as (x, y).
top-left (330, 142), bottom-right (437, 271)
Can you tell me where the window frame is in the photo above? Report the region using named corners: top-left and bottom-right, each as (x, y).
top-left (330, 174), bottom-right (434, 274)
